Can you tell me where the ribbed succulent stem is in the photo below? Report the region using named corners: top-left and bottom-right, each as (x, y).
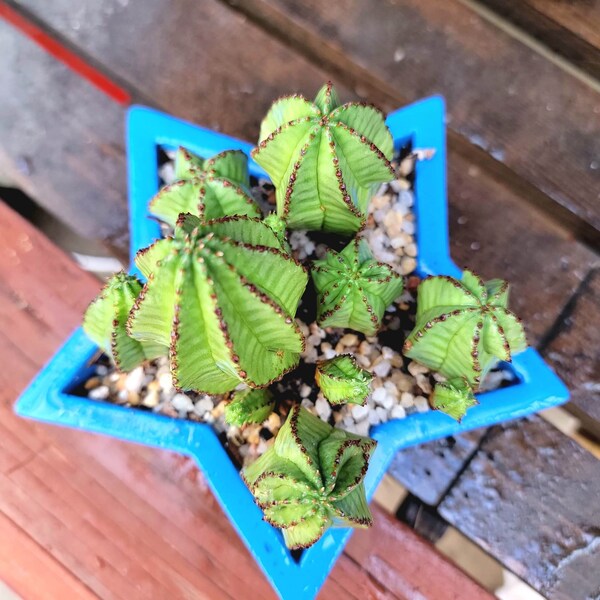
top-left (243, 406), bottom-right (376, 549)
top-left (312, 237), bottom-right (404, 335)
top-left (404, 269), bottom-right (526, 392)
top-left (315, 355), bottom-right (372, 406)
top-left (83, 272), bottom-right (166, 371)
top-left (252, 83), bottom-right (395, 234)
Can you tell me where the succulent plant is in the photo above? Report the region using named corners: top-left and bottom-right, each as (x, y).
top-left (83, 272), bottom-right (166, 371)
top-left (431, 377), bottom-right (478, 422)
top-left (315, 355), bottom-right (372, 406)
top-left (403, 270), bottom-right (526, 388)
top-left (149, 147), bottom-right (261, 227)
top-left (311, 237), bottom-right (404, 335)
top-left (127, 214), bottom-right (308, 393)
top-left (243, 406), bottom-right (376, 549)
top-left (252, 82), bottom-right (395, 234)
top-left (225, 388), bottom-right (275, 426)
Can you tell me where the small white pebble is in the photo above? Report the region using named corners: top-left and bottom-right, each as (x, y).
top-left (194, 396), bottom-right (214, 415)
top-left (368, 410), bottom-right (381, 425)
top-left (315, 395), bottom-right (332, 421)
top-left (88, 385), bottom-right (109, 400)
top-left (300, 383), bottom-right (312, 398)
top-left (375, 406), bottom-right (388, 422)
top-left (172, 393), bottom-right (194, 413)
top-left (415, 395), bottom-right (430, 412)
top-left (391, 405), bottom-right (407, 420)
top-left (352, 404), bottom-right (369, 421)
top-left (373, 360), bottom-right (391, 378)
top-left (400, 392), bottom-right (415, 408)
top-left (372, 387), bottom-right (388, 406)
top-left (125, 367), bottom-right (145, 392)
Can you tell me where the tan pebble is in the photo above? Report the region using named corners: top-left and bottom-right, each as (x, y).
top-left (247, 428), bottom-right (261, 446)
top-left (400, 256), bottom-right (417, 275)
top-left (267, 412), bottom-right (281, 431)
top-left (358, 341), bottom-right (372, 355)
top-left (84, 377), bottom-right (101, 390)
top-left (340, 333), bottom-right (359, 347)
top-left (405, 243), bottom-right (417, 258)
top-left (390, 353), bottom-right (403, 368)
top-left (128, 391), bottom-right (141, 406)
top-left (400, 392), bottom-right (415, 407)
top-left (334, 342), bottom-right (345, 354)
top-left (147, 380), bottom-right (161, 392)
top-left (142, 389), bottom-right (160, 408)
top-left (355, 354), bottom-right (371, 368)
top-left (408, 361), bottom-right (429, 376)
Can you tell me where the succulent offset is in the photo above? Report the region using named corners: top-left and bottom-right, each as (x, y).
top-left (315, 355), bottom-right (372, 406)
top-left (404, 270), bottom-right (526, 388)
top-left (149, 147), bottom-right (261, 227)
top-left (128, 214), bottom-right (308, 393)
top-left (225, 388), bottom-right (275, 426)
top-left (83, 272), bottom-right (166, 371)
top-left (312, 237), bottom-right (404, 335)
top-left (432, 377), bottom-right (478, 422)
top-left (243, 406), bottom-right (376, 549)
top-left (252, 82), bottom-right (395, 234)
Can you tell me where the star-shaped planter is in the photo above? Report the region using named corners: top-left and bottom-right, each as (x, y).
top-left (15, 97), bottom-right (568, 600)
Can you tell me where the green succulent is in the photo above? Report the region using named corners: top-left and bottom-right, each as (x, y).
top-left (83, 272), bottom-right (166, 371)
top-left (403, 270), bottom-right (527, 388)
top-left (243, 406), bottom-right (376, 549)
top-left (149, 147), bottom-right (261, 227)
top-left (127, 214), bottom-right (308, 393)
top-left (225, 388), bottom-right (275, 426)
top-left (312, 237), bottom-right (404, 335)
top-left (315, 355), bottom-right (372, 406)
top-left (252, 82), bottom-right (395, 234)
top-left (432, 377), bottom-right (478, 422)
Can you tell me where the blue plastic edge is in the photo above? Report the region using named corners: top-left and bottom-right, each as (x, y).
top-left (14, 96), bottom-right (569, 600)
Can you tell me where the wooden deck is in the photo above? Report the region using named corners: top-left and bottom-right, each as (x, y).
top-left (0, 0), bottom-right (599, 598)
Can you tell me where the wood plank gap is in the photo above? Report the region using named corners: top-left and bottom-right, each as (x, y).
top-left (220, 0), bottom-right (600, 250)
top-left (537, 266), bottom-right (599, 353)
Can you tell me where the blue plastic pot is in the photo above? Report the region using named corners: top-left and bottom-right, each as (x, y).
top-left (15, 97), bottom-right (568, 599)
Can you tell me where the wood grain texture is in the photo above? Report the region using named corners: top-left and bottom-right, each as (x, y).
top-left (224, 0), bottom-right (600, 245)
top-left (543, 268), bottom-right (600, 435)
top-left (13, 0), bottom-right (351, 142)
top-left (479, 0), bottom-right (600, 79)
top-left (389, 431), bottom-right (484, 506)
top-left (0, 19), bottom-right (128, 256)
top-left (0, 199), bottom-right (488, 599)
top-left (439, 416), bottom-right (600, 600)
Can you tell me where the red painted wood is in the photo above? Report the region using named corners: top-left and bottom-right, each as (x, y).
top-left (0, 1), bottom-right (130, 104)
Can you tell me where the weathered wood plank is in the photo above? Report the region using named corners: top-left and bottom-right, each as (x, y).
top-left (346, 504), bottom-right (494, 600)
top-left (13, 0), bottom-right (351, 142)
top-left (439, 416), bottom-right (600, 600)
top-left (479, 0), bottom-right (600, 80)
top-left (223, 0), bottom-right (600, 245)
top-left (389, 431), bottom-right (484, 507)
top-left (0, 511), bottom-right (96, 600)
top-left (0, 19), bottom-right (129, 256)
top-left (543, 268), bottom-right (600, 435)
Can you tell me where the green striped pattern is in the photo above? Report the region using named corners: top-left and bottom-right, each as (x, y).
top-left (243, 406), bottom-right (376, 549)
top-left (315, 354), bottom-right (372, 406)
top-left (312, 238), bottom-right (404, 335)
top-left (128, 215), bottom-right (308, 393)
top-left (149, 148), bottom-right (261, 227)
top-left (83, 272), bottom-right (166, 371)
top-left (404, 270), bottom-right (527, 387)
top-left (252, 83), bottom-right (395, 234)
